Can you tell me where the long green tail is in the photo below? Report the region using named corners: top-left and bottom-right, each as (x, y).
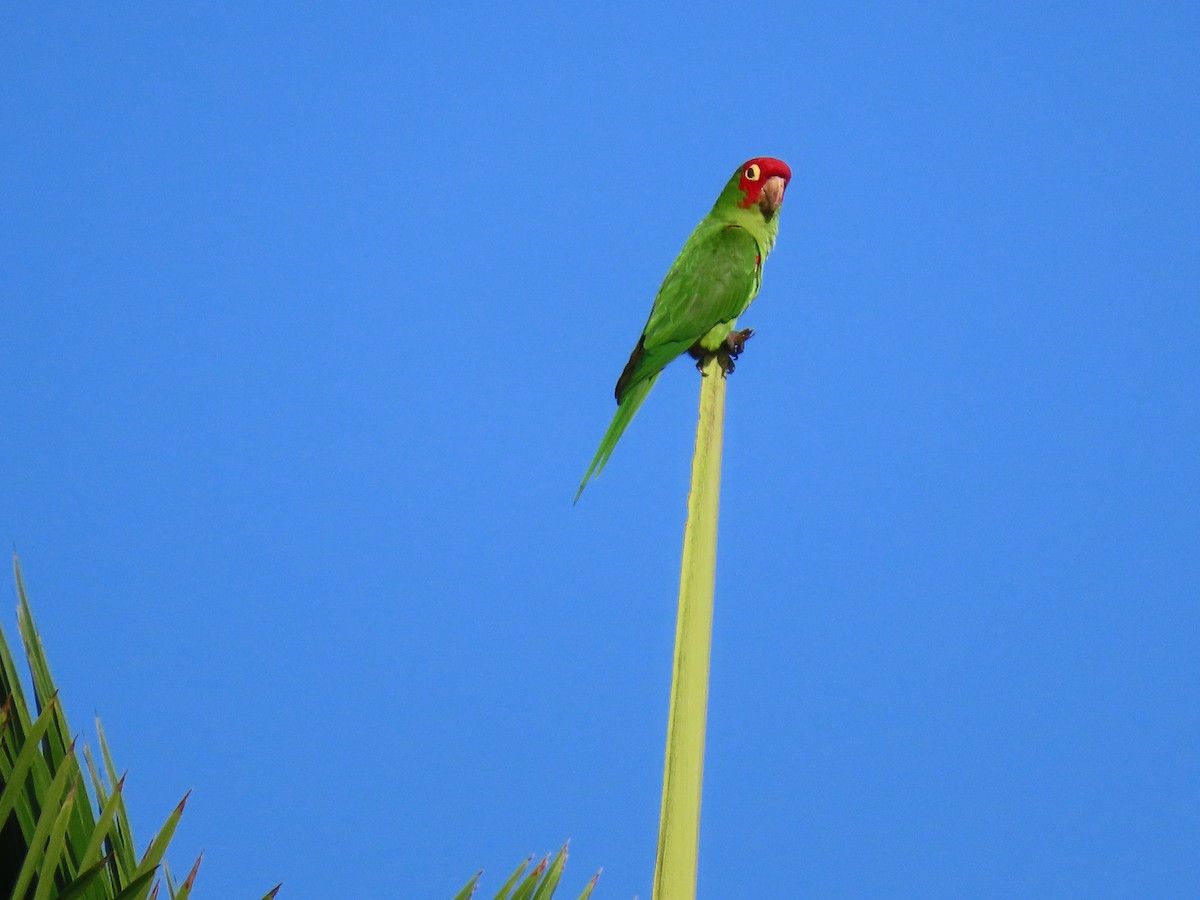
top-left (574, 375), bottom-right (658, 502)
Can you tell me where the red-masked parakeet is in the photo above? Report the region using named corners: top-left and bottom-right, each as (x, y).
top-left (575, 157), bottom-right (792, 501)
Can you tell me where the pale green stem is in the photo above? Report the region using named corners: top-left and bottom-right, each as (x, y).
top-left (652, 354), bottom-right (725, 900)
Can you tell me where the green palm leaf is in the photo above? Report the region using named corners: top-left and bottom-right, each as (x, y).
top-left (454, 845), bottom-right (599, 900)
top-left (1, 555), bottom-right (277, 899)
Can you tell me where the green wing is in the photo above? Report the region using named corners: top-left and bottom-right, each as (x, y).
top-left (616, 224), bottom-right (761, 399)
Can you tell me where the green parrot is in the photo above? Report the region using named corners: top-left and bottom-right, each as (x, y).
top-left (575, 156), bottom-right (792, 502)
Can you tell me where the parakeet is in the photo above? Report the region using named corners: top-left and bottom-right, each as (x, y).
top-left (575, 156), bottom-right (791, 502)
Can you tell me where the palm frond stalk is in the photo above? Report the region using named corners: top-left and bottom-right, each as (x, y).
top-left (653, 355), bottom-right (726, 900)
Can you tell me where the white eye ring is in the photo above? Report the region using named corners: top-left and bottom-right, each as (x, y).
top-left (744, 164), bottom-right (761, 181)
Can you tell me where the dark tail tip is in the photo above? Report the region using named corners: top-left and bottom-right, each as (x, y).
top-left (614, 335), bottom-right (646, 402)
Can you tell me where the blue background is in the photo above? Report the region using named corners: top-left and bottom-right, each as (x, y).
top-left (2, 3), bottom-right (1197, 897)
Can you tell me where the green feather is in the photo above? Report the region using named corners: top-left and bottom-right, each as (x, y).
top-left (574, 375), bottom-right (658, 503)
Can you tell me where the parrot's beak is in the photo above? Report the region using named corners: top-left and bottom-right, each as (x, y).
top-left (759, 175), bottom-right (787, 220)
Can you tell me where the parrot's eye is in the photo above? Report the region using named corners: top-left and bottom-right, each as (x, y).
top-left (744, 164), bottom-right (761, 181)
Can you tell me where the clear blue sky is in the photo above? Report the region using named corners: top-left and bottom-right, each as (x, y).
top-left (2, 3), bottom-right (1197, 897)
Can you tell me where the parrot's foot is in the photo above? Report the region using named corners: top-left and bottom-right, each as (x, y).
top-left (690, 328), bottom-right (755, 377)
top-left (716, 348), bottom-right (737, 376)
top-left (725, 328), bottom-right (754, 358)
top-left (716, 328), bottom-right (754, 376)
